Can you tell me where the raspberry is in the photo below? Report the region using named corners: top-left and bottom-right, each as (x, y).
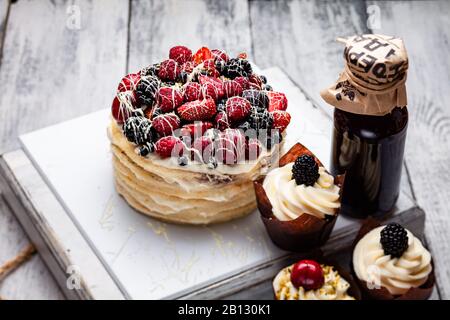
top-left (111, 91), bottom-right (137, 124)
top-left (192, 136), bottom-right (213, 162)
top-left (223, 80), bottom-right (243, 98)
top-left (151, 113), bottom-right (180, 136)
top-left (267, 91), bottom-right (288, 112)
top-left (202, 58), bottom-right (219, 77)
top-left (158, 59), bottom-right (180, 81)
top-left (215, 129), bottom-right (246, 164)
top-left (242, 89), bottom-right (269, 109)
top-left (292, 155), bottom-right (319, 186)
top-left (193, 47), bottom-right (213, 65)
top-left (248, 74), bottom-right (263, 90)
top-left (177, 98), bottom-right (216, 121)
top-left (211, 49), bottom-right (229, 63)
top-left (380, 223), bottom-right (409, 258)
top-left (180, 61), bottom-right (195, 74)
top-left (225, 96), bottom-right (252, 123)
top-left (271, 110), bottom-right (291, 132)
top-left (183, 82), bottom-right (202, 102)
top-left (246, 138), bottom-right (262, 161)
top-left (223, 58), bottom-right (252, 79)
top-left (155, 136), bottom-right (184, 158)
top-left (234, 76), bottom-right (250, 90)
top-left (199, 75), bottom-right (224, 100)
top-left (135, 76), bottom-right (160, 107)
top-left (214, 111), bottom-right (231, 131)
top-left (169, 46), bottom-right (192, 65)
top-left (117, 73), bottom-right (141, 92)
top-left (181, 121), bottom-right (213, 138)
top-left (156, 87), bottom-right (183, 112)
top-left (123, 116), bottom-right (154, 145)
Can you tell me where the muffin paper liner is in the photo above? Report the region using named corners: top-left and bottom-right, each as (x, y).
top-left (254, 143), bottom-right (345, 252)
top-left (273, 252), bottom-right (362, 300)
top-left (351, 218), bottom-right (435, 300)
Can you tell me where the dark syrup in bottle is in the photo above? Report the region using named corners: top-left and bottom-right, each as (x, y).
top-left (331, 106), bottom-right (408, 218)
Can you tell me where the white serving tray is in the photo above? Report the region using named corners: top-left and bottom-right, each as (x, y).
top-left (0, 68), bottom-right (423, 300)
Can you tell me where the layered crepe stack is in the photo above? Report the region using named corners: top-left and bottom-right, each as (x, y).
top-left (109, 121), bottom-right (279, 224)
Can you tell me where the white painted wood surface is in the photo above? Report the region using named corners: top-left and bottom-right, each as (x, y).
top-left (0, 0), bottom-right (448, 299)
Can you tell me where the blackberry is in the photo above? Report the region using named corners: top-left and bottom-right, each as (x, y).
top-left (135, 76), bottom-right (160, 107)
top-left (123, 117), bottom-right (154, 146)
top-left (292, 154), bottom-right (319, 186)
top-left (177, 155), bottom-right (189, 166)
top-left (177, 71), bottom-right (188, 84)
top-left (242, 90), bottom-right (269, 109)
top-left (141, 63), bottom-right (160, 77)
top-left (263, 84), bottom-right (273, 91)
top-left (137, 143), bottom-right (154, 157)
top-left (380, 223), bottom-right (409, 258)
top-left (248, 109), bottom-right (273, 131)
top-left (216, 99), bottom-right (227, 112)
top-left (161, 81), bottom-right (175, 87)
top-left (260, 75), bottom-right (267, 84)
top-left (237, 121), bottom-right (251, 131)
top-left (223, 58), bottom-right (252, 79)
top-left (215, 60), bottom-right (226, 74)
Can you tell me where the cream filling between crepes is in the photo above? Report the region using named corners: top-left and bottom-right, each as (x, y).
top-left (262, 163), bottom-right (340, 220)
top-left (273, 264), bottom-right (355, 300)
top-left (353, 226), bottom-right (432, 295)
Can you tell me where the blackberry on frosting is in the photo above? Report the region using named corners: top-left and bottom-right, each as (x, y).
top-left (292, 154), bottom-right (320, 186)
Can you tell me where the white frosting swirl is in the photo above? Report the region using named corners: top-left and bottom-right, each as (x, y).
top-left (262, 163), bottom-right (340, 220)
top-left (353, 226), bottom-right (432, 295)
top-left (273, 264), bottom-right (355, 300)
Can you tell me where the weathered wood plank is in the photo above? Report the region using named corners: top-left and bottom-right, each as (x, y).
top-left (0, 199), bottom-right (64, 300)
top-left (249, 0), bottom-right (370, 115)
top-left (128, 0), bottom-right (252, 72)
top-left (365, 0), bottom-right (450, 299)
top-left (0, 0), bottom-right (129, 154)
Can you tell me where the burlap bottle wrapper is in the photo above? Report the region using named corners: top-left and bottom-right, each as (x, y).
top-left (321, 34), bottom-right (408, 116)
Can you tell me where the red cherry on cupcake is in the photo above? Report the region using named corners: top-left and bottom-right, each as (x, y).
top-left (290, 260), bottom-right (324, 290)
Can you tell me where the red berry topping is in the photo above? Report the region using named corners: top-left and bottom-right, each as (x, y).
top-left (267, 91), bottom-right (288, 112)
top-left (246, 138), bottom-right (262, 160)
top-left (211, 49), bottom-right (229, 63)
top-left (169, 46), bottom-right (192, 65)
top-left (290, 260), bottom-right (324, 291)
top-left (111, 91), bottom-right (137, 124)
top-left (199, 75), bottom-right (224, 100)
top-left (156, 87), bottom-right (183, 112)
top-left (271, 110), bottom-right (291, 132)
top-left (158, 59), bottom-right (180, 81)
top-left (234, 76), bottom-right (250, 90)
top-left (223, 80), bottom-right (243, 98)
top-left (214, 111), bottom-right (231, 131)
top-left (237, 52), bottom-right (248, 59)
top-left (225, 96), bottom-right (252, 123)
top-left (193, 47), bottom-right (213, 65)
top-left (183, 82), bottom-right (202, 102)
top-left (248, 74), bottom-right (263, 90)
top-left (152, 113), bottom-right (180, 136)
top-left (117, 73), bottom-right (141, 92)
top-left (181, 61), bottom-right (195, 74)
top-left (177, 98), bottom-right (216, 121)
top-left (155, 136), bottom-right (184, 158)
top-left (216, 129), bottom-right (246, 164)
top-left (192, 136), bottom-right (213, 162)
top-left (202, 58), bottom-right (219, 77)
top-left (182, 121), bottom-right (213, 138)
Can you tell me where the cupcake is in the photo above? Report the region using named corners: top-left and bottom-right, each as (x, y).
top-left (273, 259), bottom-right (357, 300)
top-left (254, 143), bottom-right (344, 251)
top-left (353, 222), bottom-right (435, 300)
top-left (108, 46), bottom-right (291, 225)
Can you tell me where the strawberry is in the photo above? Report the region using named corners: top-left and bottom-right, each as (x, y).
top-left (267, 91), bottom-right (288, 112)
top-left (158, 59), bottom-right (180, 81)
top-left (182, 121), bottom-right (213, 138)
top-left (183, 82), bottom-right (202, 102)
top-left (214, 111), bottom-right (231, 131)
top-left (211, 49), bottom-right (229, 63)
top-left (152, 113), bottom-right (181, 136)
top-left (199, 75), bottom-right (224, 100)
top-left (225, 96), bottom-right (252, 123)
top-left (234, 76), bottom-right (249, 90)
top-left (111, 91), bottom-right (137, 124)
top-left (223, 80), bottom-right (243, 98)
top-left (193, 47), bottom-right (213, 65)
top-left (271, 110), bottom-right (291, 132)
top-left (117, 73), bottom-right (141, 92)
top-left (156, 87), bottom-right (183, 112)
top-left (177, 98), bottom-right (216, 121)
top-left (169, 46), bottom-right (192, 65)
top-left (155, 136), bottom-right (184, 158)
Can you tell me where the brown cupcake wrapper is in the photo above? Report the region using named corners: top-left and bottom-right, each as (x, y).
top-left (351, 218), bottom-right (435, 300)
top-left (273, 253), bottom-right (362, 300)
top-left (254, 143), bottom-right (345, 252)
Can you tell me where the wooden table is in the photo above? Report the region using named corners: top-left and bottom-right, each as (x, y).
top-left (0, 0), bottom-right (449, 300)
